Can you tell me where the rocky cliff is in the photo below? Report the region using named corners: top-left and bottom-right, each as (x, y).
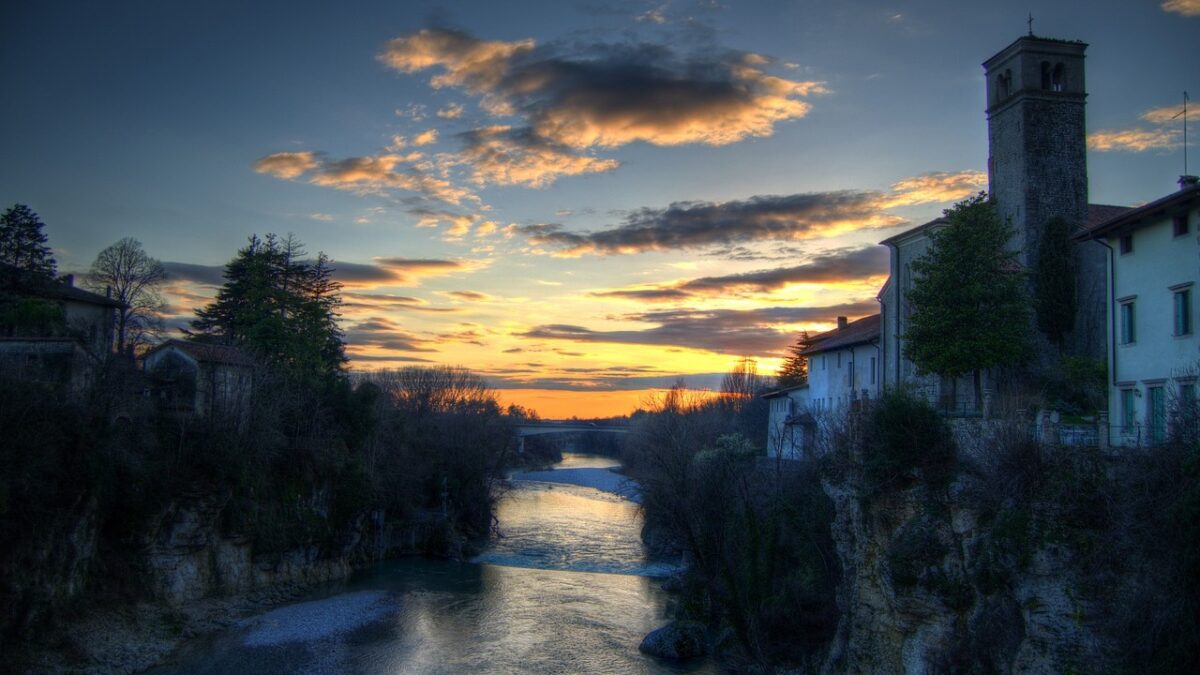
top-left (819, 436), bottom-right (1113, 674)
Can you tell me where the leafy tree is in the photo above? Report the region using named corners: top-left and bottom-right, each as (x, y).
top-left (0, 204), bottom-right (57, 283)
top-left (776, 331), bottom-right (815, 388)
top-left (904, 193), bottom-right (1031, 409)
top-left (84, 237), bottom-right (167, 356)
top-left (1032, 215), bottom-right (1076, 349)
top-left (190, 233), bottom-right (346, 380)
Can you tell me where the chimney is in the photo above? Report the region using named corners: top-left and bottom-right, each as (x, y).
top-left (63, 274), bottom-right (74, 287)
top-left (837, 316), bottom-right (848, 330)
top-left (1180, 175), bottom-right (1199, 191)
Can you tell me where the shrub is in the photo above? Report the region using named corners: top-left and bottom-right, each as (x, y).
top-left (860, 390), bottom-right (956, 495)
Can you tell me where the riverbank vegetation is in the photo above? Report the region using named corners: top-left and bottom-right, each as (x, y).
top-left (0, 226), bottom-right (517, 649)
top-left (630, 379), bottom-right (1200, 673)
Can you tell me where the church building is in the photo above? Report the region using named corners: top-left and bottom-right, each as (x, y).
top-left (878, 32), bottom-right (1124, 412)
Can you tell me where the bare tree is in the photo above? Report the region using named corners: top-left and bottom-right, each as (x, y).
top-left (85, 237), bottom-right (167, 356)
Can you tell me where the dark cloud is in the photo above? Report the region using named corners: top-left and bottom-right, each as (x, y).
top-left (523, 301), bottom-right (878, 355)
top-left (591, 247), bottom-right (887, 302)
top-left (341, 292), bottom-right (462, 313)
top-left (447, 290), bottom-right (491, 301)
top-left (520, 192), bottom-right (903, 256)
top-left (380, 28), bottom-right (824, 150)
top-left (590, 288), bottom-right (693, 301)
top-left (344, 317), bottom-right (439, 353)
top-left (163, 262), bottom-right (225, 286)
top-left (680, 246), bottom-right (888, 293)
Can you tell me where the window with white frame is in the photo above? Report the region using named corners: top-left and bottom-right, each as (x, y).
top-left (1120, 300), bottom-right (1136, 344)
top-left (1121, 388), bottom-right (1137, 431)
top-left (1174, 287), bottom-right (1192, 336)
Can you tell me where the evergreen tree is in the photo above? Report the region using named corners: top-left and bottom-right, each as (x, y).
top-left (776, 331), bottom-right (814, 388)
top-left (903, 193), bottom-right (1031, 409)
top-left (1032, 216), bottom-right (1077, 349)
top-left (191, 234), bottom-right (346, 379)
top-left (0, 204), bottom-right (57, 283)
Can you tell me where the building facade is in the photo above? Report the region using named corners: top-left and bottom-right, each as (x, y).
top-left (143, 340), bottom-right (254, 419)
top-left (878, 32), bottom-right (1119, 411)
top-left (1078, 178), bottom-right (1200, 447)
top-left (763, 315), bottom-right (881, 458)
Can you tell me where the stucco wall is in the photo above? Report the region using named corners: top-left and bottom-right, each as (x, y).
top-left (1106, 205), bottom-right (1200, 446)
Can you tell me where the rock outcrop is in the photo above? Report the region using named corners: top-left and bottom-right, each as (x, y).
top-left (820, 471), bottom-right (1111, 674)
top-left (639, 620), bottom-right (707, 660)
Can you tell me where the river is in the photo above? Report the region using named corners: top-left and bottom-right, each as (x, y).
top-left (152, 453), bottom-right (714, 674)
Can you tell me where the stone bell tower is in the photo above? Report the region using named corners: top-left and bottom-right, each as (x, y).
top-left (984, 34), bottom-right (1106, 360)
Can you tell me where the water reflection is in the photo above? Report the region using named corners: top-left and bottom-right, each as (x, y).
top-left (154, 453), bottom-right (709, 674)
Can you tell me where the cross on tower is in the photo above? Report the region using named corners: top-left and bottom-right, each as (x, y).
top-left (1027, 13), bottom-right (1034, 36)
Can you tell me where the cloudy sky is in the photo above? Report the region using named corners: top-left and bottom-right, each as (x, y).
top-left (2, 0), bottom-right (1196, 416)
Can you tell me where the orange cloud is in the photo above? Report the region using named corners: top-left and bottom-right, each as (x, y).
top-left (378, 28), bottom-right (825, 150)
top-left (254, 150), bottom-right (473, 205)
top-left (457, 126), bottom-right (620, 187)
top-left (378, 28), bottom-right (535, 93)
top-left (1140, 104), bottom-right (1188, 124)
top-left (254, 151), bottom-right (319, 179)
top-left (883, 170), bottom-right (988, 207)
top-left (412, 129), bottom-right (439, 146)
top-left (1088, 128), bottom-right (1179, 152)
top-left (437, 103), bottom-right (465, 119)
top-left (1161, 0), bottom-right (1200, 16)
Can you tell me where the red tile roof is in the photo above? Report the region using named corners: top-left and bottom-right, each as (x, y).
top-left (1077, 186), bottom-right (1198, 240)
top-left (149, 339), bottom-right (255, 366)
top-left (799, 314), bottom-right (881, 356)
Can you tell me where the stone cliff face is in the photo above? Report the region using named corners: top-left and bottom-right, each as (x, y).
top-left (142, 490), bottom-right (361, 606)
top-left (820, 470), bottom-right (1111, 674)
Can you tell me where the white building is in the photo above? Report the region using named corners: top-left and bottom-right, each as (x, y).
top-left (763, 384), bottom-right (811, 460)
top-left (803, 314), bottom-right (882, 411)
top-left (1077, 177), bottom-right (1200, 447)
top-left (763, 314), bottom-right (880, 458)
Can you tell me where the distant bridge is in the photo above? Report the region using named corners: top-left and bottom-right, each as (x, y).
top-left (513, 421), bottom-right (630, 453)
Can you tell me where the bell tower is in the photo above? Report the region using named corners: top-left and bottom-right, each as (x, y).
top-left (984, 34), bottom-right (1106, 360)
top-left (984, 35), bottom-right (1089, 262)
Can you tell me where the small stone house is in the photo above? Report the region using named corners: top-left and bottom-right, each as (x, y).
top-left (143, 340), bottom-right (254, 418)
top-left (763, 384), bottom-right (812, 460)
top-left (0, 268), bottom-right (123, 390)
top-left (1076, 177), bottom-right (1200, 447)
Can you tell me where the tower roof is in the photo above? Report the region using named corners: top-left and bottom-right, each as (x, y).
top-left (982, 34), bottom-right (1088, 70)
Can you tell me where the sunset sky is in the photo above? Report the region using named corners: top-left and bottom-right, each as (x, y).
top-left (2, 0), bottom-right (1196, 417)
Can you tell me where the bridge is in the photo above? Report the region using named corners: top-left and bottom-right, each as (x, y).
top-left (513, 421), bottom-right (630, 454)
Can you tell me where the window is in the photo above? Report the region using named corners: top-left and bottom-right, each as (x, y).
top-left (870, 356), bottom-right (877, 385)
top-left (1175, 214), bottom-right (1190, 237)
top-left (1120, 301), bottom-right (1136, 344)
top-left (1051, 63), bottom-right (1065, 92)
top-left (822, 355), bottom-right (827, 370)
top-left (1119, 234), bottom-right (1133, 254)
top-left (1180, 382), bottom-right (1197, 414)
top-left (1121, 388), bottom-right (1137, 431)
top-left (1040, 61), bottom-right (1052, 89)
top-left (848, 360), bottom-right (855, 386)
top-left (1148, 386), bottom-right (1166, 445)
top-left (1175, 288), bottom-right (1193, 336)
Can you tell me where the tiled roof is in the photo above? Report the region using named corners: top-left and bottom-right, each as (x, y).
top-left (761, 383), bottom-right (809, 399)
top-left (1076, 185), bottom-right (1198, 240)
top-left (800, 314), bottom-right (881, 356)
top-left (149, 339), bottom-right (255, 366)
top-left (0, 264), bottom-right (123, 307)
top-left (57, 283), bottom-right (124, 307)
top-left (1085, 203), bottom-right (1132, 229)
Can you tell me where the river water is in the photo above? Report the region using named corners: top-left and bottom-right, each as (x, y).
top-left (154, 453), bottom-right (713, 674)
